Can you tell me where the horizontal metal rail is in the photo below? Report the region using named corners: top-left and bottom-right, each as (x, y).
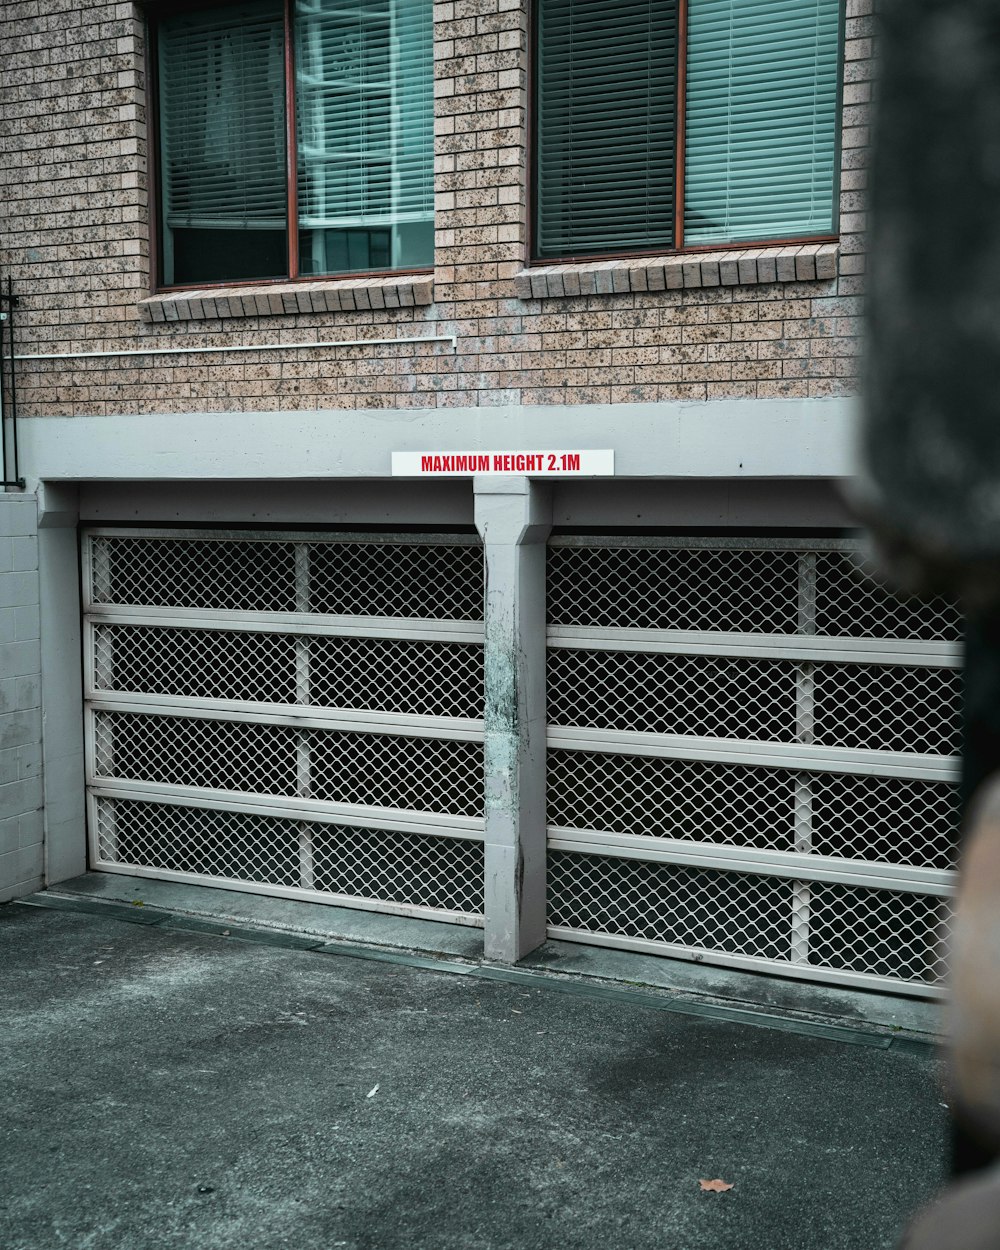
top-left (548, 534), bottom-right (865, 553)
top-left (547, 828), bottom-right (956, 896)
top-left (88, 780), bottom-right (486, 841)
top-left (84, 607), bottom-right (486, 644)
top-left (547, 725), bottom-right (959, 782)
top-left (85, 835), bottom-right (484, 930)
top-left (543, 926), bottom-right (946, 1000)
top-left (83, 526), bottom-right (481, 545)
top-left (86, 696), bottom-right (485, 742)
top-left (547, 625), bottom-right (960, 668)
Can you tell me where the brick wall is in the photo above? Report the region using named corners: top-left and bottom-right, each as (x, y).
top-left (0, 495), bottom-right (42, 903)
top-left (0, 0), bottom-right (870, 416)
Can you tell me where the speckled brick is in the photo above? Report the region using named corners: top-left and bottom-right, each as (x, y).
top-left (3, 0), bottom-right (866, 412)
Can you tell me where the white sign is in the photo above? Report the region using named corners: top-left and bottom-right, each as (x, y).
top-left (392, 450), bottom-right (615, 477)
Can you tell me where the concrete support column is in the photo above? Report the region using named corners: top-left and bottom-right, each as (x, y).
top-left (474, 476), bottom-right (552, 963)
top-left (37, 482), bottom-right (85, 885)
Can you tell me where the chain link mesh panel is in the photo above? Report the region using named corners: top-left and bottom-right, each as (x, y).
top-left (548, 649), bottom-right (796, 739)
top-left (811, 773), bottom-right (959, 870)
top-left (94, 625), bottom-right (484, 719)
top-left (308, 541), bottom-right (484, 620)
top-left (94, 711), bottom-right (484, 815)
top-left (547, 850), bottom-right (795, 960)
top-left (85, 530), bottom-right (486, 923)
top-left (547, 850), bottom-right (948, 987)
top-left (91, 536), bottom-right (299, 611)
top-left (549, 649), bottom-right (960, 756)
top-left (814, 551), bottom-right (962, 641)
top-left (307, 636), bottom-right (483, 718)
top-left (548, 751), bottom-right (797, 849)
top-left (546, 537), bottom-right (959, 993)
top-left (95, 797), bottom-right (484, 915)
top-left (808, 882), bottom-right (950, 984)
top-left (89, 533), bottom-right (484, 621)
top-left (548, 544), bottom-right (800, 631)
top-left (94, 625), bottom-right (299, 703)
top-left (811, 663), bottom-right (960, 755)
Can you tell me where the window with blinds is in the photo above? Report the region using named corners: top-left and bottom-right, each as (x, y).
top-left (295, 0), bottom-right (434, 275)
top-left (155, 0), bottom-right (433, 287)
top-left (158, 2), bottom-right (288, 286)
top-left (534, 0), bottom-right (841, 260)
top-left (535, 0), bottom-right (679, 258)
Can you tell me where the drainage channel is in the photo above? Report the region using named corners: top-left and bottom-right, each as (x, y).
top-left (11, 892), bottom-right (937, 1055)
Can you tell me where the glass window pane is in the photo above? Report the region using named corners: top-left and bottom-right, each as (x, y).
top-left (535, 0), bottom-right (679, 258)
top-left (295, 0), bottom-right (434, 276)
top-left (157, 1), bottom-right (288, 286)
top-left (684, 0), bottom-right (840, 245)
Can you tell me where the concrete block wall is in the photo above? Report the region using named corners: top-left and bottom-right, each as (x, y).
top-left (0, 494), bottom-right (42, 903)
top-left (0, 0), bottom-right (871, 416)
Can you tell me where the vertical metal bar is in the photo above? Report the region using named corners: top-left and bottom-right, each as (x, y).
top-left (91, 793), bottom-right (119, 867)
top-left (294, 541), bottom-right (313, 888)
top-left (91, 622), bottom-right (114, 696)
top-left (284, 0), bottom-right (300, 280)
top-left (93, 711), bottom-right (114, 782)
top-left (674, 0), bottom-right (688, 250)
top-left (91, 536), bottom-right (113, 606)
top-left (792, 552), bottom-right (818, 964)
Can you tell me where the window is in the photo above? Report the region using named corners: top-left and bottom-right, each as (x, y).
top-left (154, 0), bottom-right (433, 288)
top-left (533, 0), bottom-right (841, 261)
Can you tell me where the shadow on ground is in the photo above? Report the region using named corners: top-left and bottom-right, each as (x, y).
top-left (0, 903), bottom-right (946, 1250)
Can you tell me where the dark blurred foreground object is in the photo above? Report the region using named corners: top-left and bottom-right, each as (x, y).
top-left (857, 0), bottom-right (1000, 1194)
top-left (899, 780), bottom-right (1000, 1247)
top-left (857, 0), bottom-right (1000, 611)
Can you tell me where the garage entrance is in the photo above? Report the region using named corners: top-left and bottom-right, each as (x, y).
top-left (82, 526), bottom-right (960, 996)
top-left (545, 536), bottom-right (960, 997)
top-left (82, 528), bottom-right (487, 926)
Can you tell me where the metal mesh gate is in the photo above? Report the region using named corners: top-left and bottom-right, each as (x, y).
top-left (83, 529), bottom-right (486, 924)
top-left (545, 537), bottom-right (961, 996)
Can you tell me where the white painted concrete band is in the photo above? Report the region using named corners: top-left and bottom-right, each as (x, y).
top-left (18, 397), bottom-right (858, 484)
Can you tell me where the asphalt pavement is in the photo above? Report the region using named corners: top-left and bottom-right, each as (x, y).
top-left (0, 897), bottom-right (948, 1250)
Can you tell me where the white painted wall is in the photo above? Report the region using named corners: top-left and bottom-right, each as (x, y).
top-left (0, 493), bottom-right (42, 902)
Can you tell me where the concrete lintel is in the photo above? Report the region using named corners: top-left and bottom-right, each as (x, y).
top-left (475, 478), bottom-right (552, 963)
top-left (17, 397), bottom-right (858, 486)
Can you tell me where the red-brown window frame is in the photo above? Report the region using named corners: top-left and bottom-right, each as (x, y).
top-left (146, 0), bottom-right (435, 294)
top-left (526, 0), bottom-right (841, 268)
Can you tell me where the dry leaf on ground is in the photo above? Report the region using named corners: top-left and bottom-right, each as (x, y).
top-left (698, 1179), bottom-right (734, 1192)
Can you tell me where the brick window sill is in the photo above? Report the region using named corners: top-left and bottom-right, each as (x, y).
top-left (514, 243), bottom-right (839, 300)
top-left (138, 274), bottom-right (434, 324)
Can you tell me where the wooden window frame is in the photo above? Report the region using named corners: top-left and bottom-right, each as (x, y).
top-left (147, 0), bottom-right (435, 295)
top-left (527, 0), bottom-right (842, 268)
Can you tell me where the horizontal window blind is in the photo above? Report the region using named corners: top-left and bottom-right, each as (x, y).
top-left (684, 0), bottom-right (840, 245)
top-left (158, 2), bottom-right (287, 233)
top-left (535, 0), bottom-right (679, 258)
top-left (295, 0), bottom-right (433, 272)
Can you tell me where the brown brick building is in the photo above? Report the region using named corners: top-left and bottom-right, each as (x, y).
top-left (0, 0), bottom-right (959, 1000)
